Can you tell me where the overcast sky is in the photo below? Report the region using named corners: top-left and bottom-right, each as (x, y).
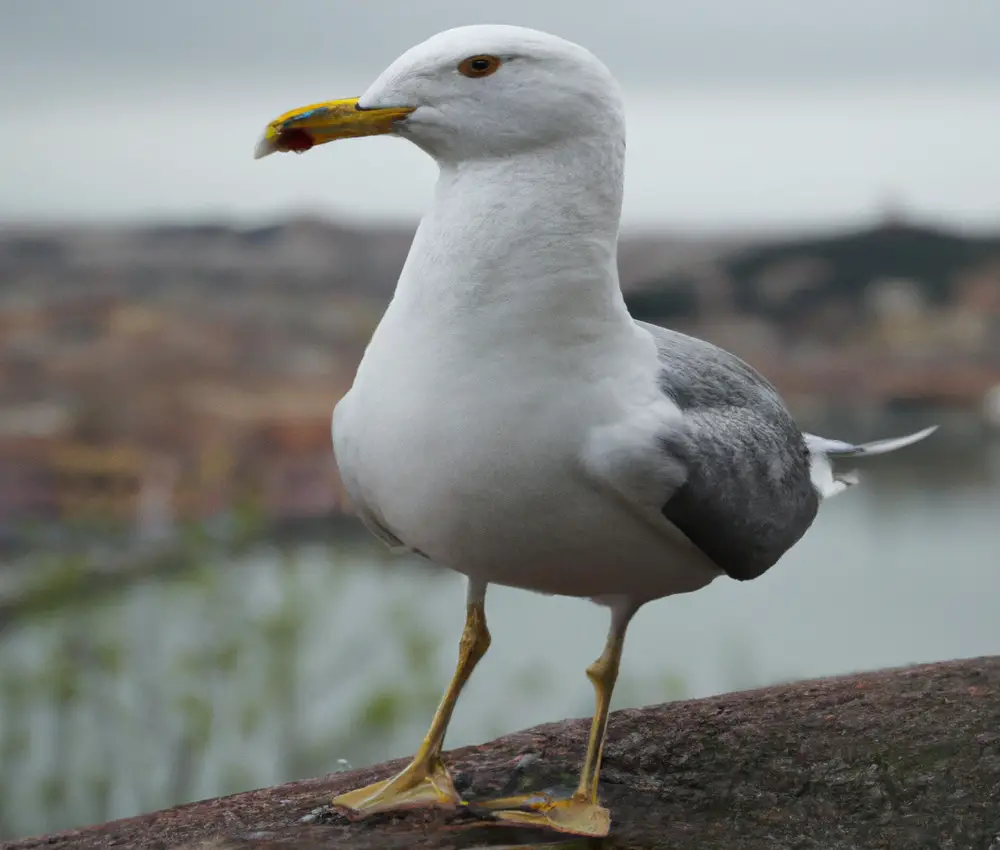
top-left (2, 0), bottom-right (998, 231)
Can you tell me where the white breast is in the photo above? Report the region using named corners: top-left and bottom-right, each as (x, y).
top-left (333, 313), bottom-right (720, 602)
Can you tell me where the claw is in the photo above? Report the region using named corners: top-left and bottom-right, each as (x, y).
top-left (478, 793), bottom-right (611, 837)
top-left (332, 758), bottom-right (463, 813)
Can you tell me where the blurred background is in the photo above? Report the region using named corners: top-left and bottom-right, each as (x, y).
top-left (1, 0), bottom-right (999, 841)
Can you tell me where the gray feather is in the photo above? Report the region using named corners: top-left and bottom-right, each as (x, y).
top-left (637, 322), bottom-right (819, 582)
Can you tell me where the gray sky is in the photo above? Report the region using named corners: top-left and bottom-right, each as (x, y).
top-left (2, 0), bottom-right (998, 230)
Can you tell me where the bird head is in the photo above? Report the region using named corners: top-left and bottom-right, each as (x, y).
top-left (254, 24), bottom-right (624, 163)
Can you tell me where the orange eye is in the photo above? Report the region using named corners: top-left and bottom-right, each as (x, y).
top-left (458, 55), bottom-right (502, 78)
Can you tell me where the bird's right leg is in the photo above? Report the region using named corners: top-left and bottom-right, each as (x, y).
top-left (331, 579), bottom-right (491, 814)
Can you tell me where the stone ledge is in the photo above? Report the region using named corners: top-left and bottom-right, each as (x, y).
top-left (8, 655), bottom-right (1000, 849)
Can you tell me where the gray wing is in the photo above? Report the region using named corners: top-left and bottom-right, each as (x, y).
top-left (637, 321), bottom-right (820, 582)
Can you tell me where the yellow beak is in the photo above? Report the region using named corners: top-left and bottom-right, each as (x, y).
top-left (254, 98), bottom-right (414, 160)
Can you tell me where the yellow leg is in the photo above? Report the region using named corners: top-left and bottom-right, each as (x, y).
top-left (484, 604), bottom-right (636, 837)
top-left (332, 582), bottom-right (491, 814)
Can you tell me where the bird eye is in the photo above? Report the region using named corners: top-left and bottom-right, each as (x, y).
top-left (458, 55), bottom-right (502, 78)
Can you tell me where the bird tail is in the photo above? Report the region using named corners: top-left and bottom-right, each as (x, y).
top-left (804, 425), bottom-right (938, 499)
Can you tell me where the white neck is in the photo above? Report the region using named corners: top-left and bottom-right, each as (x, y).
top-left (385, 134), bottom-right (633, 343)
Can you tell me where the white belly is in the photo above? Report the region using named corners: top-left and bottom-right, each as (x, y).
top-left (333, 326), bottom-right (721, 603)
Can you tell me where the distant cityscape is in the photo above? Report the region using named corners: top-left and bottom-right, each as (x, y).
top-left (1, 214), bottom-right (999, 541)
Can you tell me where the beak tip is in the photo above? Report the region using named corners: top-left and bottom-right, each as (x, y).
top-left (254, 134), bottom-right (277, 160)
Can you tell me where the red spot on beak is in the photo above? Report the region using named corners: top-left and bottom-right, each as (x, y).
top-left (275, 128), bottom-right (315, 154)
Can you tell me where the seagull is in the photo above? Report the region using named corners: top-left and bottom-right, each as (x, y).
top-left (255, 24), bottom-right (936, 838)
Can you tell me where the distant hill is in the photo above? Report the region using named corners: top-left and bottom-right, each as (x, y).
top-left (623, 222), bottom-right (1000, 327)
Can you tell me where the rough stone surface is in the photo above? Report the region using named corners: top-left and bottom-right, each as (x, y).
top-left (7, 656), bottom-right (1000, 850)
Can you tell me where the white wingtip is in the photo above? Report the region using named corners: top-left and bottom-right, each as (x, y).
top-left (805, 425), bottom-right (938, 459)
top-left (805, 424), bottom-right (936, 500)
top-left (863, 424), bottom-right (939, 454)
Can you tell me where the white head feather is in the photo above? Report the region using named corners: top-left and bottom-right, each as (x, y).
top-left (357, 25), bottom-right (625, 163)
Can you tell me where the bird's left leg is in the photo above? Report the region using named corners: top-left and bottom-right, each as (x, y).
top-left (480, 601), bottom-right (638, 837)
top-left (331, 579), bottom-right (491, 814)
